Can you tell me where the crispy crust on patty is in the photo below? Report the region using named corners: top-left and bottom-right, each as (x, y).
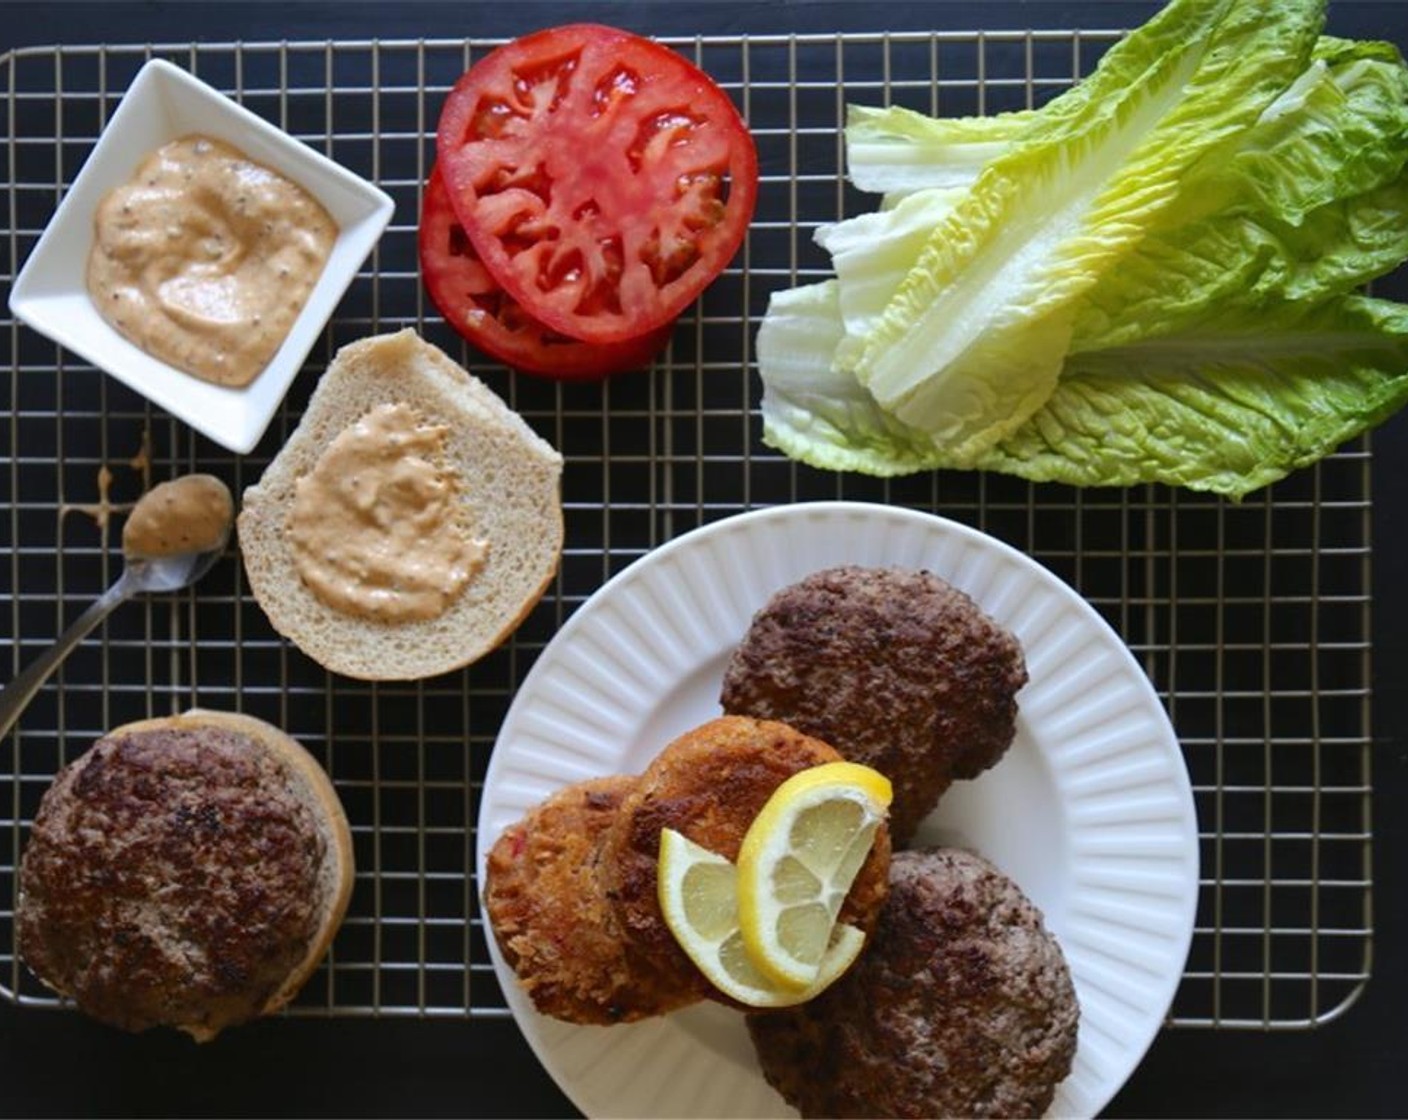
top-left (747, 848), bottom-right (1078, 1119)
top-left (721, 566), bottom-right (1028, 844)
top-left (600, 715), bottom-right (892, 1007)
top-left (484, 776), bottom-right (698, 1024)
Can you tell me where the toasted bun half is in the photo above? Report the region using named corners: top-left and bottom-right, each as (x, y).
top-left (239, 329), bottom-right (564, 680)
top-left (16, 709), bottom-right (354, 1042)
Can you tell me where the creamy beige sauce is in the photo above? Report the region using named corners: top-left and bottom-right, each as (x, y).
top-left (122, 474), bottom-right (234, 558)
top-left (287, 403), bottom-right (488, 623)
top-left (87, 134), bottom-right (338, 388)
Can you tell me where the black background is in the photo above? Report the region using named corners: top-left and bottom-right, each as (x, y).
top-left (2, 2), bottom-right (1406, 1117)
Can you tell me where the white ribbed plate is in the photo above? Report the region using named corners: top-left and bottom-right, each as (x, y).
top-left (477, 502), bottom-right (1198, 1120)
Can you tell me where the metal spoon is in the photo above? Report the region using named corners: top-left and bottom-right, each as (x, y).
top-left (0, 474), bottom-right (234, 741)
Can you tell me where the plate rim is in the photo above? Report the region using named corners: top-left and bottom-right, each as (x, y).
top-left (476, 500), bottom-right (1199, 1119)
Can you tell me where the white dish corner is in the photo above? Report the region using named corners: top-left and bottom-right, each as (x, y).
top-left (7, 58), bottom-right (394, 454)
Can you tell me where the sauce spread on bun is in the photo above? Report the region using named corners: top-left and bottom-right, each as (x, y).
top-left (287, 401), bottom-right (487, 623)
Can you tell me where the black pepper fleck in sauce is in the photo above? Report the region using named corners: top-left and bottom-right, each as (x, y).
top-left (122, 474), bottom-right (234, 559)
top-left (86, 134), bottom-right (339, 389)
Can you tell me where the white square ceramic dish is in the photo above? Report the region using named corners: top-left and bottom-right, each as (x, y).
top-left (8, 58), bottom-right (395, 454)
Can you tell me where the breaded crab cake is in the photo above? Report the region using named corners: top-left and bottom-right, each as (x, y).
top-left (484, 775), bottom-right (698, 1024)
top-left (601, 715), bottom-right (892, 1006)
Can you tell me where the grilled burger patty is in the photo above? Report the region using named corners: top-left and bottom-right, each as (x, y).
top-left (748, 847), bottom-right (1078, 1119)
top-left (17, 714), bottom-right (351, 1040)
top-left (721, 565), bottom-right (1028, 844)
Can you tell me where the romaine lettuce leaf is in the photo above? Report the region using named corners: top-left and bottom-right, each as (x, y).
top-left (1071, 172), bottom-right (1408, 351)
top-left (1188, 37), bottom-right (1408, 226)
top-left (847, 37), bottom-right (1408, 204)
top-left (759, 286), bottom-right (1408, 499)
top-left (758, 282), bottom-right (945, 476)
top-left (845, 103), bottom-right (1034, 195)
top-left (813, 187), bottom-right (965, 337)
top-left (850, 0), bottom-right (1323, 465)
top-left (980, 296), bottom-right (1408, 496)
top-left (758, 2), bottom-right (1408, 499)
top-left (837, 38), bottom-right (1408, 358)
top-left (1071, 37), bottom-right (1408, 348)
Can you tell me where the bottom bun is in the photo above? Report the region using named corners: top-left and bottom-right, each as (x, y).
top-left (16, 709), bottom-right (354, 1041)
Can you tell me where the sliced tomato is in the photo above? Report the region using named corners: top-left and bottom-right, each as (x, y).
top-left (419, 167), bottom-right (670, 380)
top-left (435, 23), bottom-right (759, 345)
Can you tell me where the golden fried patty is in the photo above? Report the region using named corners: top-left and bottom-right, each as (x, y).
top-left (601, 716), bottom-right (892, 1006)
top-left (484, 776), bottom-right (698, 1024)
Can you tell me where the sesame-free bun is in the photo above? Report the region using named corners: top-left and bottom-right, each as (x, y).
top-left (16, 709), bottom-right (354, 1042)
top-left (239, 329), bottom-right (564, 680)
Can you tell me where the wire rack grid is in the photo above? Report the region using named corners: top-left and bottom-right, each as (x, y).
top-left (0, 29), bottom-right (1375, 1031)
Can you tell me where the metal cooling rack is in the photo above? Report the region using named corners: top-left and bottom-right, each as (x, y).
top-left (0, 30), bottom-right (1374, 1031)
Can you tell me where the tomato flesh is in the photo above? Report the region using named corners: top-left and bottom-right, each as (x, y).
top-left (436, 24), bottom-right (758, 344)
top-left (419, 168), bottom-right (670, 379)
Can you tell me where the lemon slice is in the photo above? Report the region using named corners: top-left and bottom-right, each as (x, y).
top-left (657, 827), bottom-right (865, 1008)
top-left (736, 761), bottom-right (891, 990)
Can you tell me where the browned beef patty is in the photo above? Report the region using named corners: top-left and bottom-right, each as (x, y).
top-left (748, 848), bottom-right (1078, 1119)
top-left (720, 566), bottom-right (1028, 844)
top-left (17, 725), bottom-right (329, 1037)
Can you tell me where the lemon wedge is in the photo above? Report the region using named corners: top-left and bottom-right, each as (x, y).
top-left (736, 761), bottom-right (891, 990)
top-left (657, 827), bottom-right (865, 1008)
